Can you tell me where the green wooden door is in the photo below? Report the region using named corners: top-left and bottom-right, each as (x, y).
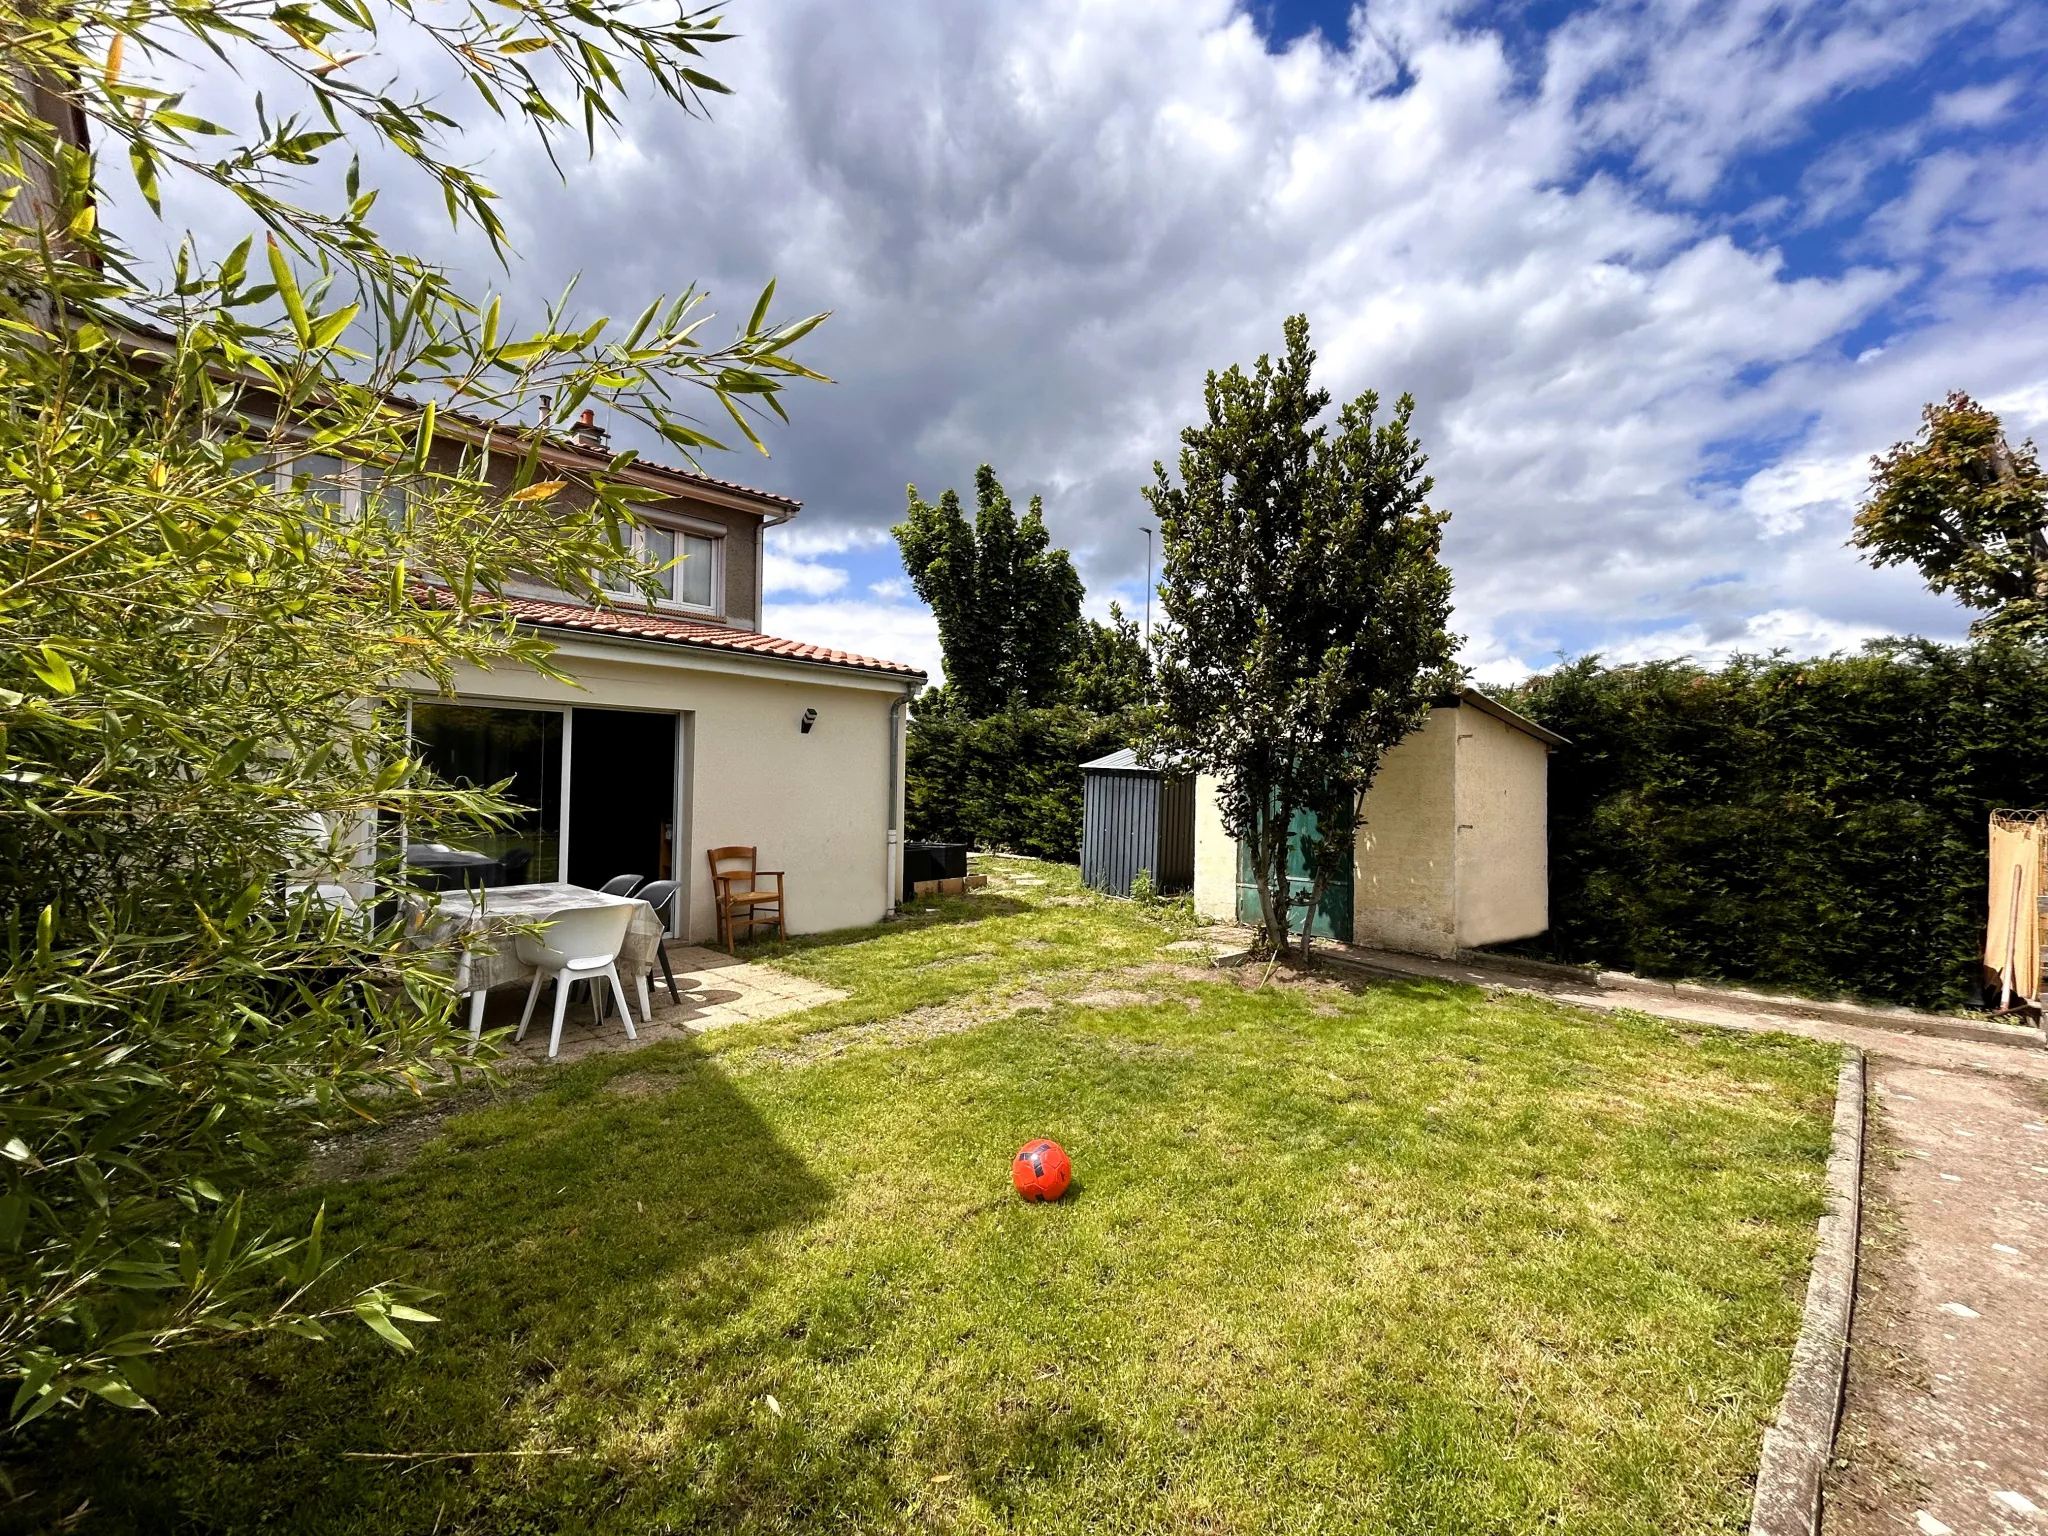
top-left (1235, 807), bottom-right (1353, 941)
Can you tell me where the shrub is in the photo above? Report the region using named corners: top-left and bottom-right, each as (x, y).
top-left (1504, 639), bottom-right (2048, 1009)
top-left (905, 705), bottom-right (1130, 860)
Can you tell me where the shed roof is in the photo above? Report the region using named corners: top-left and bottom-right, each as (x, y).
top-left (1437, 687), bottom-right (1569, 748)
top-left (1080, 748), bottom-right (1150, 772)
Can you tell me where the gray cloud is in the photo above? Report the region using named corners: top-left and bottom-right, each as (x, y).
top-left (114, 0), bottom-right (2048, 681)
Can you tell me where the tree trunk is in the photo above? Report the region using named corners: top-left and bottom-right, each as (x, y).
top-left (1298, 872), bottom-right (1328, 970)
top-left (1249, 807), bottom-right (1292, 959)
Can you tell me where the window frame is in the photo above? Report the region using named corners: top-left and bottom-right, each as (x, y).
top-left (247, 445), bottom-right (396, 521)
top-left (610, 512), bottom-right (724, 618)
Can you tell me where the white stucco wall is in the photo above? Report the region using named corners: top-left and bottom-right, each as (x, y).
top-left (1351, 708), bottom-right (1460, 957)
top-left (1451, 707), bottom-right (1551, 949)
top-left (1192, 773), bottom-right (1237, 924)
top-left (434, 636), bottom-right (912, 941)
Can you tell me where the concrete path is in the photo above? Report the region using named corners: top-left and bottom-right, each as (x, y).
top-left (1824, 1062), bottom-right (2048, 1536)
top-left (1291, 940), bottom-right (2048, 1536)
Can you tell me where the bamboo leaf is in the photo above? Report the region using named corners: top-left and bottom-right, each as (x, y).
top-left (267, 238), bottom-right (313, 346)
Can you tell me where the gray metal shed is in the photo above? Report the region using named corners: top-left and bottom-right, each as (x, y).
top-left (1080, 750), bottom-right (1195, 898)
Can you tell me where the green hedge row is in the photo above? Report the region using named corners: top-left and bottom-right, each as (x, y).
top-left (1503, 639), bottom-right (2048, 1010)
top-left (905, 705), bottom-right (1130, 861)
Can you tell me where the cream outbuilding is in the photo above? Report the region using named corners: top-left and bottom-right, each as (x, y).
top-left (1193, 689), bottom-right (1564, 959)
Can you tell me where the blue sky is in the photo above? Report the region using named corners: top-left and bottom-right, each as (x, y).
top-left (729, 0), bottom-right (2048, 683)
top-left (127, 0), bottom-right (2048, 684)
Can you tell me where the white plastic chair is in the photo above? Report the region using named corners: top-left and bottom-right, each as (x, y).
top-left (513, 903), bottom-right (638, 1058)
top-left (283, 880), bottom-right (361, 921)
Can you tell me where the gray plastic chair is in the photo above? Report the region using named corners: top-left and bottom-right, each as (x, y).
top-left (633, 879), bottom-right (683, 1005)
top-left (598, 874), bottom-right (644, 896)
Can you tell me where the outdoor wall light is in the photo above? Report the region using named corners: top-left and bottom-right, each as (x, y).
top-left (800, 708), bottom-right (818, 734)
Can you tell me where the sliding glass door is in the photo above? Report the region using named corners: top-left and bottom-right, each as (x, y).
top-left (409, 703), bottom-right (564, 883)
top-left (566, 708), bottom-right (678, 893)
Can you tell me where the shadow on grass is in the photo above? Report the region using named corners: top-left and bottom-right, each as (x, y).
top-left (6, 1040), bottom-right (835, 1534)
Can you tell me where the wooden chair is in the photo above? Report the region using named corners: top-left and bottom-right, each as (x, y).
top-left (707, 845), bottom-right (785, 953)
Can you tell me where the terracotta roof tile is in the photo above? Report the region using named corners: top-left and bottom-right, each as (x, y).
top-left (501, 595), bottom-right (925, 679)
top-left (422, 400), bottom-right (803, 513)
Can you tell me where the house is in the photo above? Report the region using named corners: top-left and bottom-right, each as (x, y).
top-left (18, 102), bottom-right (926, 947)
top-left (1192, 688), bottom-right (1563, 958)
top-left (386, 413), bottom-right (925, 943)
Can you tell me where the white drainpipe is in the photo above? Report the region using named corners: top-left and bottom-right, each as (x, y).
top-left (885, 690), bottom-right (911, 913)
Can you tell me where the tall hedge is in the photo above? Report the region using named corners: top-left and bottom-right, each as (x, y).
top-left (1504, 640), bottom-right (2048, 1010)
top-left (905, 705), bottom-right (1130, 861)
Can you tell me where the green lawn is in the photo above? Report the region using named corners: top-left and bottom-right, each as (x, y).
top-left (15, 859), bottom-right (1839, 1534)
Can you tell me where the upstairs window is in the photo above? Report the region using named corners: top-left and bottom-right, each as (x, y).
top-left (240, 449), bottom-right (401, 523)
top-left (607, 521), bottom-right (720, 614)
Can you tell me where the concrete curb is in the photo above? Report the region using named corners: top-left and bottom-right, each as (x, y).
top-left (1456, 948), bottom-right (2045, 1050)
top-left (1749, 1049), bottom-right (1866, 1536)
top-left (1284, 938), bottom-right (2046, 1051)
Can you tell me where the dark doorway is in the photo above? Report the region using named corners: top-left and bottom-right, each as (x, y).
top-left (568, 708), bottom-right (678, 896)
top-left (410, 703), bottom-right (563, 882)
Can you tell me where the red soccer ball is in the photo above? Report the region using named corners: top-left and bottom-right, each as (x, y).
top-left (1011, 1139), bottom-right (1072, 1202)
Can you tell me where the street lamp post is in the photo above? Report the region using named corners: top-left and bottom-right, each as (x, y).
top-left (1140, 525), bottom-right (1152, 651)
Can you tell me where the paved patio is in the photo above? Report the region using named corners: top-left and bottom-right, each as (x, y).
top-left (471, 942), bottom-right (847, 1065)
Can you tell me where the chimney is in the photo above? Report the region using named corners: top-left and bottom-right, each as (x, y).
top-left (569, 408), bottom-right (608, 451)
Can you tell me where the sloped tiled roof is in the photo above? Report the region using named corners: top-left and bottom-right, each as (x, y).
top-left (431, 404), bottom-right (803, 514)
top-left (501, 595), bottom-right (925, 679)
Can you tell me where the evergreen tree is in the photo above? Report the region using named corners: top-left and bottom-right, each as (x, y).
top-left (894, 465), bottom-right (1083, 716)
top-left (1064, 602), bottom-right (1154, 716)
top-left (1145, 315), bottom-right (1457, 959)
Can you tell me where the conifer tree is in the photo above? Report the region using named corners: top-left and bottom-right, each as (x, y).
top-left (894, 466), bottom-right (1083, 716)
top-left (1064, 603), bottom-right (1154, 716)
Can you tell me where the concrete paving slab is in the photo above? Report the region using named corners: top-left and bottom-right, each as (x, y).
top-left (464, 942), bottom-right (847, 1065)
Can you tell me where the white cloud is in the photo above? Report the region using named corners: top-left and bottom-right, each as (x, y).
top-left (1738, 454), bottom-right (1872, 538)
top-left (767, 524), bottom-right (892, 558)
top-left (762, 551), bottom-right (849, 597)
top-left (1598, 609), bottom-right (1895, 667)
top-left (1988, 382), bottom-right (2048, 433)
top-left (106, 0), bottom-right (2048, 681)
top-left (1933, 79), bottom-right (2020, 127)
top-left (763, 598), bottom-right (942, 682)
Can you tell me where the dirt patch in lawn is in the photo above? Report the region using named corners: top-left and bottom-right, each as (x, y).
top-left (1070, 988), bottom-right (1161, 1009)
top-left (603, 1070), bottom-right (688, 1100)
top-left (301, 1081), bottom-right (538, 1185)
top-left (916, 951), bottom-right (995, 971)
top-left (748, 989), bottom-right (1055, 1068)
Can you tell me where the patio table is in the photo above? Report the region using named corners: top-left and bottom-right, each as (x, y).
top-left (411, 882), bottom-right (669, 1045)
top-left (404, 843), bottom-right (503, 891)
